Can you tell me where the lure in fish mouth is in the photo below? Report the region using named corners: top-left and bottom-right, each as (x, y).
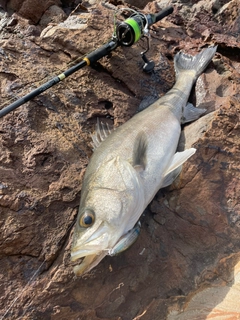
top-left (71, 45), bottom-right (217, 276)
top-left (71, 214), bottom-right (142, 276)
top-left (71, 210), bottom-right (142, 275)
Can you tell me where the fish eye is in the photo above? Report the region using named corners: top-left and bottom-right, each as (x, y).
top-left (79, 209), bottom-right (95, 228)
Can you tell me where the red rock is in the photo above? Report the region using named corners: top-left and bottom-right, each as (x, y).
top-left (0, 1), bottom-right (239, 319)
top-left (7, 0), bottom-right (62, 23)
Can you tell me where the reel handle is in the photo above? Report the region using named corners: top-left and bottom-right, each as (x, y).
top-left (140, 6), bottom-right (173, 73)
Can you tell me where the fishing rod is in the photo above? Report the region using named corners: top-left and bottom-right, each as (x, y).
top-left (0, 6), bottom-right (173, 118)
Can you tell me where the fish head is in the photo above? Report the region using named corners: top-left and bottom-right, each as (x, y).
top-left (71, 156), bottom-right (145, 276)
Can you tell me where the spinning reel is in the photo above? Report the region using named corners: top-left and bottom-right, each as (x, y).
top-left (115, 7), bottom-right (173, 72)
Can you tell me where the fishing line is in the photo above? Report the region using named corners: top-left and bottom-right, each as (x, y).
top-left (1, 208), bottom-right (78, 320)
top-left (19, 221), bottom-right (77, 318)
top-left (0, 259), bottom-right (45, 320)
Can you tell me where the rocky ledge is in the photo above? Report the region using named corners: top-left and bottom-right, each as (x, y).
top-left (0, 0), bottom-right (239, 319)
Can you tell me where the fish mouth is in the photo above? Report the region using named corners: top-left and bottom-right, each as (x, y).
top-left (71, 223), bottom-right (110, 276)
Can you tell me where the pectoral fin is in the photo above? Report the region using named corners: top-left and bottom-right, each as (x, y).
top-left (133, 132), bottom-right (148, 172)
top-left (181, 103), bottom-right (206, 124)
top-left (164, 148), bottom-right (196, 177)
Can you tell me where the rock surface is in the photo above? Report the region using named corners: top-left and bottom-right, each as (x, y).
top-left (0, 0), bottom-right (239, 319)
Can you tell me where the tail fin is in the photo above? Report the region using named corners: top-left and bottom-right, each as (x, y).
top-left (174, 46), bottom-right (217, 79)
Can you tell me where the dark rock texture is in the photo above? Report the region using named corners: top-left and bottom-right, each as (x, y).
top-left (0, 1), bottom-right (239, 319)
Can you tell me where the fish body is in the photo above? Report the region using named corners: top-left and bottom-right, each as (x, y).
top-left (71, 46), bottom-right (217, 275)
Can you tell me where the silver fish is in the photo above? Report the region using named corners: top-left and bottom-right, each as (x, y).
top-left (71, 46), bottom-right (217, 276)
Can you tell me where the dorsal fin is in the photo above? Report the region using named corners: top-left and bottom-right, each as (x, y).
top-left (91, 118), bottom-right (113, 150)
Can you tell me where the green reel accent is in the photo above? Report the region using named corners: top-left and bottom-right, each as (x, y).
top-left (125, 18), bottom-right (142, 43)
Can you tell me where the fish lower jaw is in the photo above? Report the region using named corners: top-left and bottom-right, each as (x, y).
top-left (72, 254), bottom-right (96, 276)
top-left (71, 252), bottom-right (108, 276)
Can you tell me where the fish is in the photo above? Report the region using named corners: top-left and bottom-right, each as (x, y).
top-left (71, 45), bottom-right (217, 276)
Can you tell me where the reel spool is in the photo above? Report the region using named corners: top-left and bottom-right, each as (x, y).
top-left (116, 13), bottom-right (147, 47)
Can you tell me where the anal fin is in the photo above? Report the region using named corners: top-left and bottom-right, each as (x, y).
top-left (181, 103), bottom-right (206, 124)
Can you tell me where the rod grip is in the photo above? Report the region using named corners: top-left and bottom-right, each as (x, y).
top-left (86, 40), bottom-right (119, 64)
top-left (154, 6), bottom-right (174, 23)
